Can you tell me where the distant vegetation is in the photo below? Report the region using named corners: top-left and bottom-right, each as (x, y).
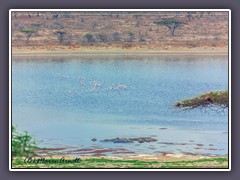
top-left (11, 11), bottom-right (228, 49)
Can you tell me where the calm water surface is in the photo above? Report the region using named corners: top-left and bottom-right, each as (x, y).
top-left (12, 55), bottom-right (228, 156)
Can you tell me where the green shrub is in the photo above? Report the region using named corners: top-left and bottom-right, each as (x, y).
top-left (84, 33), bottom-right (95, 43)
top-left (12, 126), bottom-right (37, 157)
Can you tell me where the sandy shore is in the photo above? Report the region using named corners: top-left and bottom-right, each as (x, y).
top-left (12, 46), bottom-right (228, 57)
top-left (12, 51), bottom-right (228, 57)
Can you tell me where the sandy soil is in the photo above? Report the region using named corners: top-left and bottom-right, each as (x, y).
top-left (12, 46), bottom-right (228, 57)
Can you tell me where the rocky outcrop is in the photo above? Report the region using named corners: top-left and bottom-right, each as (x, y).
top-left (101, 137), bottom-right (157, 143)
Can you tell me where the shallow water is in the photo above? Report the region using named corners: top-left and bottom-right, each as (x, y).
top-left (12, 55), bottom-right (229, 156)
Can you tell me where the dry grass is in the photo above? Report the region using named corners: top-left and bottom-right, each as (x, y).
top-left (11, 11), bottom-right (228, 52)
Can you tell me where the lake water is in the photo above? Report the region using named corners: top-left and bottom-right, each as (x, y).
top-left (12, 55), bottom-right (229, 156)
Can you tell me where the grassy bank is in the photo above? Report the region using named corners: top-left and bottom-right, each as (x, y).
top-left (12, 156), bottom-right (228, 169)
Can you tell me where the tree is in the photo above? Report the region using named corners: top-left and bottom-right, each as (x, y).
top-left (139, 35), bottom-right (145, 42)
top-left (54, 31), bottom-right (66, 44)
top-left (12, 126), bottom-right (37, 157)
top-left (91, 22), bottom-right (97, 31)
top-left (84, 33), bottom-right (94, 44)
top-left (112, 32), bottom-right (121, 42)
top-left (127, 31), bottom-right (134, 43)
top-left (35, 12), bottom-right (40, 17)
top-left (96, 33), bottom-right (108, 42)
top-left (174, 90), bottom-right (228, 112)
top-left (27, 12), bottom-right (32, 18)
top-left (155, 19), bottom-right (186, 36)
top-left (187, 12), bottom-right (193, 21)
top-left (51, 12), bottom-right (61, 19)
top-left (20, 29), bottom-right (35, 45)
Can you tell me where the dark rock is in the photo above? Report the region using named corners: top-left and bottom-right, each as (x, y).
top-left (159, 128), bottom-right (168, 130)
top-left (194, 147), bottom-right (201, 150)
top-left (101, 137), bottom-right (157, 144)
top-left (101, 138), bottom-right (133, 143)
top-left (91, 138), bottom-right (97, 142)
top-left (114, 138), bottom-right (133, 143)
top-left (207, 148), bottom-right (218, 151)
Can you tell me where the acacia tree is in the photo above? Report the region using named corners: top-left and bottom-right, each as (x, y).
top-left (174, 90), bottom-right (228, 112)
top-left (84, 33), bottom-right (94, 44)
top-left (54, 31), bottom-right (66, 44)
top-left (20, 29), bottom-right (35, 45)
top-left (155, 19), bottom-right (186, 36)
top-left (127, 31), bottom-right (134, 43)
top-left (51, 12), bottom-right (61, 19)
top-left (187, 12), bottom-right (193, 21)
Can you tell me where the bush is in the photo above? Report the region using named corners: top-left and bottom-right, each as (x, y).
top-left (112, 32), bottom-right (121, 42)
top-left (96, 33), bottom-right (108, 42)
top-left (12, 126), bottom-right (37, 157)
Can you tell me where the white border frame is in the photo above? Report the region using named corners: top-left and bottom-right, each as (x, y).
top-left (9, 9), bottom-right (231, 171)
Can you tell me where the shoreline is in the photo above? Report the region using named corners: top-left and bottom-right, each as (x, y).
top-left (35, 145), bottom-right (228, 161)
top-left (46, 154), bottom-right (228, 162)
top-left (12, 50), bottom-right (228, 57)
top-left (12, 154), bottom-right (228, 168)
